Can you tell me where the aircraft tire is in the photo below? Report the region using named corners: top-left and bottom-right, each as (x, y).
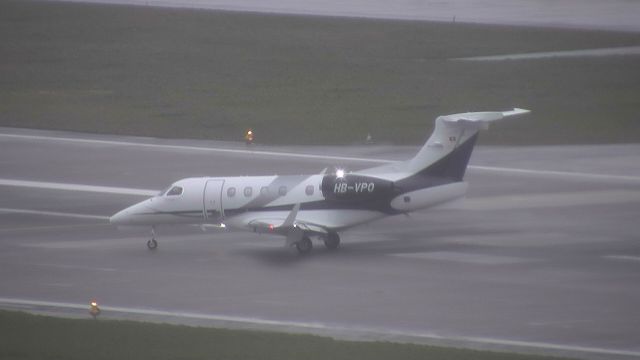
top-left (147, 239), bottom-right (158, 250)
top-left (295, 236), bottom-right (313, 254)
top-left (324, 232), bottom-right (340, 250)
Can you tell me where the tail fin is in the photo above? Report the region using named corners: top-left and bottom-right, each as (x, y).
top-left (407, 108), bottom-right (530, 181)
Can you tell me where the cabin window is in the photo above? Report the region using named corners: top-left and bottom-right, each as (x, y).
top-left (244, 186), bottom-right (253, 197)
top-left (260, 186), bottom-right (269, 196)
top-left (278, 186), bottom-right (287, 196)
top-left (227, 187), bottom-right (236, 197)
top-left (305, 185), bottom-right (314, 196)
top-left (166, 186), bottom-right (183, 196)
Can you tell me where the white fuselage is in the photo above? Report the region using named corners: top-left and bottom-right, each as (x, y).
top-left (109, 174), bottom-right (393, 231)
top-left (110, 173), bottom-right (468, 232)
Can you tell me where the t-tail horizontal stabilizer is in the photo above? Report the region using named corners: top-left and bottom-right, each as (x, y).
top-left (440, 108), bottom-right (530, 128)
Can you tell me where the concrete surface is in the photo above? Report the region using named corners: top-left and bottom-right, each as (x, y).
top-left (1, 128), bottom-right (639, 359)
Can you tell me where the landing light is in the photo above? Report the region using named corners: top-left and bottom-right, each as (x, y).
top-left (336, 169), bottom-right (345, 178)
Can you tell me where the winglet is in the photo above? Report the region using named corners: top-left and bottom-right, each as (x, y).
top-left (281, 203), bottom-right (300, 228)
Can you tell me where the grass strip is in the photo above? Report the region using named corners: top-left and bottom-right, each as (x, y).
top-left (0, 310), bottom-right (574, 360)
top-left (1, 0), bottom-right (639, 145)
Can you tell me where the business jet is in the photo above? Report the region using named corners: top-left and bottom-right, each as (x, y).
top-left (110, 108), bottom-right (530, 253)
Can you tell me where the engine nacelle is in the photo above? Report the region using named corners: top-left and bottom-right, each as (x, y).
top-left (321, 174), bottom-right (394, 202)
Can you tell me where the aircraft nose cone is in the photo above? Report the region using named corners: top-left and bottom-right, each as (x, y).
top-left (110, 199), bottom-right (154, 225)
top-left (109, 209), bottom-right (130, 225)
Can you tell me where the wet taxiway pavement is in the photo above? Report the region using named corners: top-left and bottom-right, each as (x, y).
top-left (1, 128), bottom-right (639, 359)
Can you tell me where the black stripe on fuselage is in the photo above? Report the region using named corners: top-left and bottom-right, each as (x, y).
top-left (392, 132), bottom-right (478, 193)
top-left (226, 134), bottom-right (479, 216)
top-left (415, 133), bottom-right (478, 182)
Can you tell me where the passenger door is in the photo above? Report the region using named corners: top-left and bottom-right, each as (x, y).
top-left (203, 180), bottom-right (224, 222)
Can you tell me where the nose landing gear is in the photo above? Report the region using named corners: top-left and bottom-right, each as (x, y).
top-left (147, 238), bottom-right (158, 250)
top-left (147, 227), bottom-right (158, 250)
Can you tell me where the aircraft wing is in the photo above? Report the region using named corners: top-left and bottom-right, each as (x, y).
top-left (248, 218), bottom-right (329, 234)
top-left (245, 204), bottom-right (329, 236)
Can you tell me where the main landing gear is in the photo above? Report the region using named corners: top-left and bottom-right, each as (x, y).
top-left (295, 235), bottom-right (313, 254)
top-left (147, 226), bottom-right (158, 250)
top-left (324, 231), bottom-right (340, 250)
top-left (293, 232), bottom-right (341, 255)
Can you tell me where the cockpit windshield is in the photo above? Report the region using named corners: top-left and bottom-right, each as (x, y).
top-left (166, 186), bottom-right (183, 196)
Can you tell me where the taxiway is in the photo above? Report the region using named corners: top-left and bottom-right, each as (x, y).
top-left (0, 128), bottom-right (639, 359)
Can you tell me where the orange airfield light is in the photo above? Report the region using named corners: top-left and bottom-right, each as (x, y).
top-left (89, 299), bottom-right (101, 319)
top-left (244, 129), bottom-right (254, 145)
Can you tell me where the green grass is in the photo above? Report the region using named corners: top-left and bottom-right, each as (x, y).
top-left (1, 0), bottom-right (639, 145)
top-left (0, 310), bottom-right (574, 360)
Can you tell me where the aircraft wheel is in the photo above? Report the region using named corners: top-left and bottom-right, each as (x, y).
top-left (295, 236), bottom-right (313, 255)
top-left (324, 232), bottom-right (340, 250)
top-left (147, 238), bottom-right (158, 250)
